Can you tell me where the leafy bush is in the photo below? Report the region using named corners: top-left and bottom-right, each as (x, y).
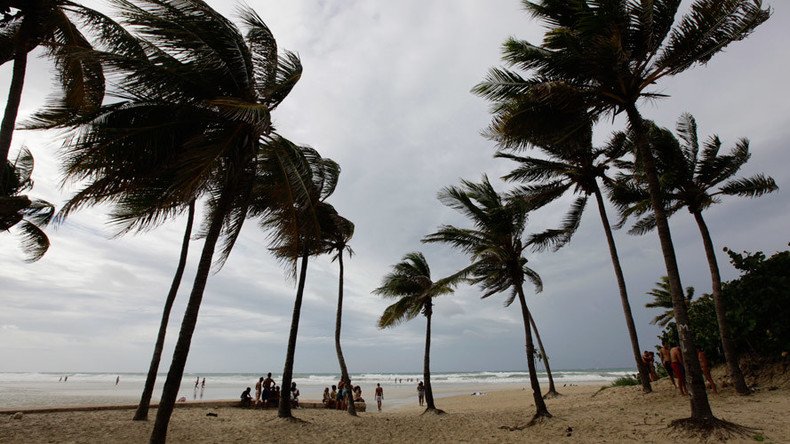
top-left (611, 375), bottom-right (640, 387)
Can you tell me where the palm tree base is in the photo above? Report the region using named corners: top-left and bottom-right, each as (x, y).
top-left (669, 417), bottom-right (752, 440)
top-left (542, 390), bottom-right (561, 399)
top-left (275, 415), bottom-right (307, 424)
top-left (421, 407), bottom-right (446, 415)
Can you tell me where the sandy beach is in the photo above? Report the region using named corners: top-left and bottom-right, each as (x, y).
top-left (2, 371), bottom-right (788, 444)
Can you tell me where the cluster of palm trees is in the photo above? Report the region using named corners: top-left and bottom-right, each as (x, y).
top-left (1, 0), bottom-right (360, 441)
top-left (374, 0), bottom-right (776, 430)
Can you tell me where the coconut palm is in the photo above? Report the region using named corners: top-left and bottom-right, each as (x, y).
top-left (494, 113), bottom-right (652, 392)
top-left (646, 276), bottom-right (694, 327)
top-left (611, 114), bottom-right (778, 394)
top-left (320, 210), bottom-right (358, 416)
top-left (0, 147), bottom-right (53, 261)
top-left (42, 1), bottom-right (310, 440)
top-left (0, 0), bottom-right (118, 182)
top-left (423, 176), bottom-right (551, 423)
top-left (266, 153), bottom-right (340, 420)
top-left (374, 252), bottom-right (468, 413)
top-left (473, 0), bottom-right (770, 425)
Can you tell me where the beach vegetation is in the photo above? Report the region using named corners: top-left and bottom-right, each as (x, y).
top-left (473, 0), bottom-right (771, 431)
top-left (488, 104), bottom-right (652, 393)
top-left (611, 375), bottom-right (640, 387)
top-left (375, 252), bottom-right (468, 414)
top-left (423, 176), bottom-right (552, 423)
top-left (611, 114), bottom-right (778, 395)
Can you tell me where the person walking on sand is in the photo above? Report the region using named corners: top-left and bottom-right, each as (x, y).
top-left (670, 344), bottom-right (687, 396)
top-left (417, 381), bottom-right (425, 406)
top-left (375, 383), bottom-right (384, 411)
top-left (195, 376), bottom-right (200, 388)
top-left (697, 350), bottom-right (718, 395)
top-left (116, 375), bottom-right (119, 386)
top-left (659, 343), bottom-right (675, 388)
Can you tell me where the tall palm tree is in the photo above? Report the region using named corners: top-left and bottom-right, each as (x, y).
top-left (320, 210), bottom-right (358, 416)
top-left (43, 1), bottom-right (311, 440)
top-left (611, 114), bottom-right (778, 394)
top-left (493, 114), bottom-right (652, 392)
top-left (474, 0), bottom-right (770, 425)
top-left (645, 276), bottom-right (694, 328)
top-left (526, 312), bottom-right (559, 398)
top-left (0, 0), bottom-right (114, 182)
top-left (374, 252), bottom-right (467, 414)
top-left (266, 153), bottom-right (340, 420)
top-left (423, 176), bottom-right (551, 423)
top-left (0, 147), bottom-right (53, 261)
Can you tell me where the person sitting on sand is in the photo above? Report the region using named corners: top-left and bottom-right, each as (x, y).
top-left (353, 385), bottom-right (364, 403)
top-left (240, 387), bottom-right (253, 408)
top-left (417, 381), bottom-right (425, 406)
top-left (336, 380), bottom-right (346, 410)
top-left (659, 343), bottom-right (676, 387)
top-left (323, 387), bottom-right (333, 408)
top-left (329, 385), bottom-right (338, 407)
top-left (670, 344), bottom-right (687, 396)
top-left (697, 350), bottom-right (718, 395)
top-left (272, 386), bottom-right (280, 407)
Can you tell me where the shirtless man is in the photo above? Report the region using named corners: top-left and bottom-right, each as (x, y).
top-left (262, 372), bottom-right (274, 407)
top-left (375, 383), bottom-right (384, 411)
top-left (697, 350), bottom-right (718, 394)
top-left (255, 377), bottom-right (263, 406)
top-left (659, 343), bottom-right (676, 387)
top-left (670, 344), bottom-right (687, 395)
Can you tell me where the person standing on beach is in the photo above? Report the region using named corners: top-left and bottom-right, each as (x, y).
top-left (417, 381), bottom-right (425, 406)
top-left (670, 345), bottom-right (687, 396)
top-left (697, 350), bottom-right (718, 395)
top-left (375, 383), bottom-right (384, 411)
top-left (262, 373), bottom-right (274, 406)
top-left (195, 377), bottom-right (199, 388)
top-left (659, 344), bottom-right (675, 387)
top-left (116, 376), bottom-right (120, 386)
top-left (200, 378), bottom-right (205, 399)
top-left (255, 377), bottom-right (263, 406)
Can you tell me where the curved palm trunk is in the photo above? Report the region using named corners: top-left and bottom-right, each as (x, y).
top-left (515, 284), bottom-right (551, 421)
top-left (527, 314), bottom-right (558, 397)
top-left (278, 248), bottom-right (310, 419)
top-left (691, 210), bottom-right (749, 395)
top-left (625, 105), bottom-right (713, 421)
top-left (0, 46), bottom-right (27, 182)
top-left (150, 190), bottom-right (235, 443)
top-left (134, 202), bottom-right (195, 421)
top-left (423, 301), bottom-right (440, 412)
top-left (334, 252), bottom-right (357, 416)
top-left (593, 186), bottom-right (652, 393)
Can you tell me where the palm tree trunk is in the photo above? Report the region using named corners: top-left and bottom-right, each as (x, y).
top-left (625, 104), bottom-right (713, 421)
top-left (515, 284), bottom-right (551, 421)
top-left (691, 210), bottom-right (749, 395)
top-left (593, 186), bottom-right (652, 393)
top-left (527, 313), bottom-right (559, 397)
top-left (334, 251), bottom-right (357, 416)
top-left (423, 300), bottom-right (441, 412)
top-left (0, 46), bottom-right (27, 183)
top-left (134, 201), bottom-right (195, 421)
top-left (150, 191), bottom-right (234, 443)
top-left (278, 247), bottom-right (310, 419)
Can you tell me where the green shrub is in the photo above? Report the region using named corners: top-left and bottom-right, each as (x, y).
top-left (611, 375), bottom-right (640, 387)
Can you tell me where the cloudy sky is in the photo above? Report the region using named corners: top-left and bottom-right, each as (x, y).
top-left (1, 0), bottom-right (788, 375)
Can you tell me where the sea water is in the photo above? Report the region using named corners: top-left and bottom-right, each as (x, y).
top-left (0, 369), bottom-right (634, 410)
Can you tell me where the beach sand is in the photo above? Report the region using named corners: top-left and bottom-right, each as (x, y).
top-left (1, 377), bottom-right (788, 443)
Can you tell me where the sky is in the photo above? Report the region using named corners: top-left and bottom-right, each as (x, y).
top-left (1, 0), bottom-right (788, 375)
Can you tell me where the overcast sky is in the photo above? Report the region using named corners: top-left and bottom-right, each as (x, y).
top-left (1, 0), bottom-right (788, 375)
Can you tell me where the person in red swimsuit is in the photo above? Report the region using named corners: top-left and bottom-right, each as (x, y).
top-left (670, 345), bottom-right (687, 396)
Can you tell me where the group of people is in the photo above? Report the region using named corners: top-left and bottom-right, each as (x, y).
top-left (321, 379), bottom-right (372, 410)
top-left (654, 343), bottom-right (718, 395)
top-left (240, 372), bottom-right (293, 408)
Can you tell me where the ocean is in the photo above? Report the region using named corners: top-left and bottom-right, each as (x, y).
top-left (0, 369), bottom-right (634, 410)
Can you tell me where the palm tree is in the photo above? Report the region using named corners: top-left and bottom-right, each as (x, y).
top-left (0, 147), bottom-right (53, 261)
top-left (612, 114), bottom-right (778, 394)
top-left (42, 1), bottom-right (310, 440)
top-left (0, 0), bottom-right (115, 182)
top-left (423, 176), bottom-right (551, 423)
top-left (526, 312), bottom-right (559, 398)
top-left (266, 154), bottom-right (340, 420)
top-left (473, 0), bottom-right (770, 426)
top-left (646, 276), bottom-right (694, 327)
top-left (493, 114), bottom-right (652, 392)
top-left (320, 210), bottom-right (358, 416)
top-left (374, 252), bottom-right (467, 414)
